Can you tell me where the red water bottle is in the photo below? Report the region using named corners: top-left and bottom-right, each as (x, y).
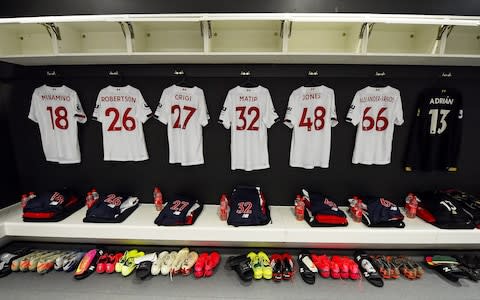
top-left (295, 198), bottom-right (305, 221)
top-left (21, 194), bottom-right (28, 208)
top-left (219, 193), bottom-right (229, 221)
top-left (153, 187), bottom-right (163, 211)
top-left (350, 196), bottom-right (363, 222)
top-left (86, 192), bottom-right (95, 208)
top-left (405, 193), bottom-right (418, 218)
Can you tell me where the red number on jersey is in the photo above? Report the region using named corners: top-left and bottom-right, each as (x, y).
top-left (362, 107), bottom-right (388, 132)
top-left (170, 200), bottom-right (190, 212)
top-left (299, 106), bottom-right (326, 131)
top-left (171, 105), bottom-right (197, 129)
top-left (106, 107), bottom-right (136, 131)
top-left (236, 201), bottom-right (253, 214)
top-left (46, 106), bottom-right (69, 130)
top-left (236, 106), bottom-right (260, 131)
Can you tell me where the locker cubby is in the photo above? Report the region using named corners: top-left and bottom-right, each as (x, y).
top-left (0, 24), bottom-right (53, 56)
top-left (367, 23), bottom-right (438, 54)
top-left (56, 22), bottom-right (128, 54)
top-left (209, 20), bottom-right (283, 52)
top-left (132, 21), bottom-right (204, 52)
top-left (445, 25), bottom-right (480, 55)
top-left (288, 22), bottom-right (363, 53)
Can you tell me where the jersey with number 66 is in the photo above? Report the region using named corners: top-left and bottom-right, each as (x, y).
top-left (405, 88), bottom-right (463, 171)
top-left (219, 86), bottom-right (279, 171)
top-left (154, 85), bottom-right (209, 166)
top-left (93, 85), bottom-right (152, 161)
top-left (28, 85), bottom-right (87, 164)
top-left (346, 86), bottom-right (404, 165)
top-left (284, 85), bottom-right (338, 169)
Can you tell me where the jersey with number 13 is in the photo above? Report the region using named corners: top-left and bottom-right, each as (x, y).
top-left (346, 86), bottom-right (404, 165)
top-left (93, 85), bottom-right (152, 161)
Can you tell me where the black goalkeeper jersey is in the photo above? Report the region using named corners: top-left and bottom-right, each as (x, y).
top-left (405, 88), bottom-right (463, 171)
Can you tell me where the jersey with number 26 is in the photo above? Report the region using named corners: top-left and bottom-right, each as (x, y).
top-left (346, 86), bottom-right (404, 165)
top-left (219, 86), bottom-right (279, 171)
top-left (28, 85), bottom-right (87, 164)
top-left (93, 85), bottom-right (152, 161)
top-left (284, 85), bottom-right (338, 169)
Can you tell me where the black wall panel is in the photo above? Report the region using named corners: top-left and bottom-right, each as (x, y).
top-left (1, 0), bottom-right (480, 17)
top-left (5, 64), bottom-right (480, 206)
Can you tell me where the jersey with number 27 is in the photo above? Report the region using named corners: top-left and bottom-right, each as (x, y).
top-left (93, 85), bottom-right (152, 161)
top-left (155, 85), bottom-right (209, 166)
top-left (219, 86), bottom-right (279, 171)
top-left (346, 86), bottom-right (404, 165)
top-left (284, 85), bottom-right (338, 169)
top-left (28, 85), bottom-right (87, 164)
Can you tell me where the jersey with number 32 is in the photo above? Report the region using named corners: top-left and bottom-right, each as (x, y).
top-left (155, 85), bottom-right (209, 166)
top-left (219, 86), bottom-right (279, 171)
top-left (284, 86), bottom-right (338, 169)
top-left (93, 85), bottom-right (152, 161)
top-left (28, 85), bottom-right (87, 164)
top-left (346, 86), bottom-right (404, 165)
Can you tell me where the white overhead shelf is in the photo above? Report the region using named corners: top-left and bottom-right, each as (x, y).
top-left (0, 13), bottom-right (479, 66)
top-left (1, 203), bottom-right (479, 249)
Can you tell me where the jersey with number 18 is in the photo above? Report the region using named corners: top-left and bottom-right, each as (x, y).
top-left (28, 85), bottom-right (87, 164)
top-left (346, 86), bottom-right (404, 165)
top-left (93, 85), bottom-right (152, 161)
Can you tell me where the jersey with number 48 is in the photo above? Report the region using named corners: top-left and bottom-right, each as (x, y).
top-left (155, 85), bottom-right (209, 166)
top-left (219, 86), bottom-right (279, 171)
top-left (405, 88), bottom-right (463, 171)
top-left (93, 85), bottom-right (152, 161)
top-left (284, 85), bottom-right (338, 169)
top-left (346, 86), bottom-right (404, 165)
top-left (28, 85), bottom-right (87, 164)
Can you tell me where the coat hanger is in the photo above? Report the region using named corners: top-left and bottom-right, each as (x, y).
top-left (239, 71), bottom-right (259, 88)
top-left (174, 70), bottom-right (195, 88)
top-left (370, 71), bottom-right (388, 88)
top-left (303, 70), bottom-right (322, 87)
top-left (45, 70), bottom-right (63, 88)
top-left (108, 70), bottom-right (125, 87)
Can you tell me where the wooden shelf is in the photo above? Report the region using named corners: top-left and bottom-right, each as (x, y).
top-left (1, 13), bottom-right (478, 66)
top-left (1, 203), bottom-right (479, 249)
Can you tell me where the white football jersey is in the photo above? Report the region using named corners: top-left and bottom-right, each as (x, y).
top-left (284, 86), bottom-right (338, 169)
top-left (154, 85), bottom-right (209, 166)
top-left (346, 86), bottom-right (404, 165)
top-left (93, 85), bottom-right (152, 161)
top-left (28, 85), bottom-right (87, 164)
top-left (219, 86), bottom-right (279, 171)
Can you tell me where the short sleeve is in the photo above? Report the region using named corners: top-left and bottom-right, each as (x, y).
top-left (198, 89), bottom-right (209, 127)
top-left (28, 90), bottom-right (38, 123)
top-left (330, 89), bottom-right (338, 127)
top-left (154, 88), bottom-right (170, 125)
top-left (137, 90), bottom-right (152, 124)
top-left (346, 91), bottom-right (361, 125)
top-left (92, 91), bottom-right (103, 122)
top-left (394, 90), bottom-right (404, 126)
top-left (72, 91), bottom-right (87, 124)
top-left (263, 89), bottom-right (279, 128)
top-left (284, 90), bottom-right (298, 129)
top-left (219, 91), bottom-right (233, 129)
